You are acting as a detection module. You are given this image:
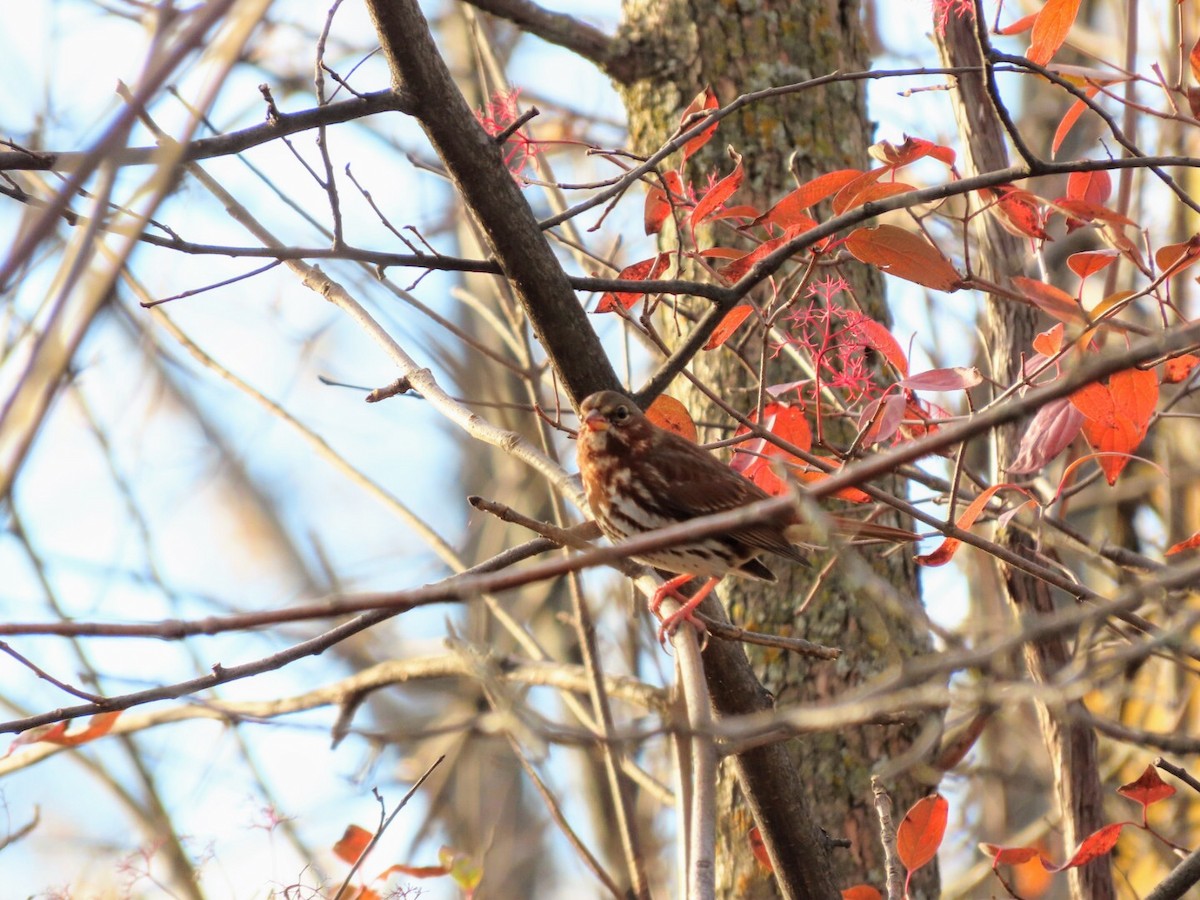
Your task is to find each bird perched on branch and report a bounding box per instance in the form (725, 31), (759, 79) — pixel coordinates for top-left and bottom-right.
(575, 390), (915, 643)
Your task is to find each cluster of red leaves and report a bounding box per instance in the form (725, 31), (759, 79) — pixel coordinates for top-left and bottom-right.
(983, 764), (1179, 896)
(333, 824), (481, 900)
(475, 88), (539, 180)
(823, 764), (1180, 900)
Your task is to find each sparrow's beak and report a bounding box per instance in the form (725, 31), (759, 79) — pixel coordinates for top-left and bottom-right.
(583, 409), (609, 432)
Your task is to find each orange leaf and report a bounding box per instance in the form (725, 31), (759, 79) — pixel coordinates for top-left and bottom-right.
(1069, 369), (1157, 484)
(1067, 249), (1118, 279)
(1013, 276), (1087, 326)
(645, 395), (698, 442)
(997, 11), (1039, 34)
(983, 185), (1050, 239)
(753, 169), (863, 231)
(1032, 323), (1064, 357)
(1117, 763), (1176, 811)
(717, 226), (802, 284)
(690, 149), (744, 234)
(380, 863), (451, 879)
(835, 181), (915, 213)
(1110, 367), (1158, 432)
(855, 317), (909, 377)
(1046, 822), (1124, 872)
(1052, 89), (1099, 156)
(1163, 353), (1200, 383)
(869, 135), (955, 168)
(704, 305), (755, 350)
(793, 463), (871, 502)
(748, 826), (773, 871)
(841, 887), (883, 900)
(831, 168), (887, 214)
(1028, 0), (1082, 66)
(917, 484), (1036, 566)
(1167, 531), (1200, 555)
(644, 170), (683, 236)
(333, 824), (373, 864)
(7, 711), (122, 756)
(1155, 234), (1200, 277)
(844, 225), (962, 292)
(982, 844), (1044, 866)
(896, 794), (948, 873)
(1190, 35), (1200, 84)
(680, 86), (719, 161)
(1066, 170), (1112, 205)
(594, 253), (670, 312)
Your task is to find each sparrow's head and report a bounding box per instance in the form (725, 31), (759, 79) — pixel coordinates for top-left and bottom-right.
(578, 391), (652, 451)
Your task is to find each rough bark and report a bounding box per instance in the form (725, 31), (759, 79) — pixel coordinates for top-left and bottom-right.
(936, 9), (1115, 899)
(616, 2), (936, 896)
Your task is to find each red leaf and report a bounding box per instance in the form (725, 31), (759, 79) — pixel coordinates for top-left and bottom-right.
(1110, 366), (1158, 431)
(1066, 170), (1112, 205)
(1028, 0), (1082, 66)
(1069, 369), (1157, 484)
(717, 226), (801, 284)
(748, 826), (773, 871)
(1050, 197), (1136, 228)
(690, 149), (744, 233)
(1117, 764), (1176, 811)
(1032, 323), (1064, 357)
(793, 461), (871, 502)
(869, 135), (956, 168)
(645, 395), (697, 442)
(1013, 276), (1087, 325)
(997, 11), (1039, 34)
(982, 844), (1044, 866)
(1052, 88), (1100, 156)
(982, 185), (1050, 239)
(1163, 353), (1200, 383)
(753, 169), (863, 231)
(841, 887), (883, 900)
(731, 403), (813, 495)
(896, 794), (948, 873)
(1007, 397), (1085, 473)
(1167, 531), (1200, 555)
(857, 393), (907, 446)
(831, 168), (887, 214)
(680, 86), (719, 162)
(835, 181), (916, 213)
(333, 824), (373, 864)
(595, 253), (671, 312)
(844, 225), (962, 291)
(1190, 36), (1200, 83)
(704, 305), (755, 349)
(8, 711), (122, 756)
(1155, 234), (1200, 277)
(1047, 822), (1124, 872)
(898, 367), (982, 392)
(855, 317), (909, 376)
(1067, 249), (1118, 279)
(918, 484), (1036, 566)
(644, 170), (683, 235)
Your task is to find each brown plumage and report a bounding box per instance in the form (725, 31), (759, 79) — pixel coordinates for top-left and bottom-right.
(575, 390), (914, 641)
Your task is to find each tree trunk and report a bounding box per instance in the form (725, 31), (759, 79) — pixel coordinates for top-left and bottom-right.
(616, 2), (937, 895)
(936, 9), (1114, 899)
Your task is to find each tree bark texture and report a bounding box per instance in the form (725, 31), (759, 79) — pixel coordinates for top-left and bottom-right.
(616, 2), (937, 896)
(936, 9), (1115, 899)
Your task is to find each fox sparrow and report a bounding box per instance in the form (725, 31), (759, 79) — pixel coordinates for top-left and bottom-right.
(575, 390), (914, 642)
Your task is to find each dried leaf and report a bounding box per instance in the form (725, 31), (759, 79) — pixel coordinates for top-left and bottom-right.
(844, 225), (962, 291)
(898, 367), (982, 392)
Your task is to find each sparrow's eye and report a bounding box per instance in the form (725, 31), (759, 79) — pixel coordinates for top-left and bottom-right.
(613, 405), (630, 421)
